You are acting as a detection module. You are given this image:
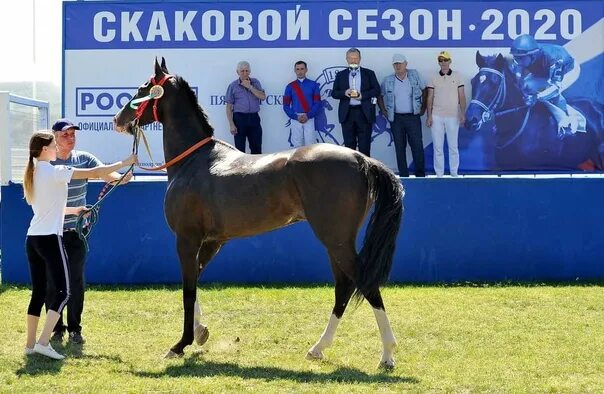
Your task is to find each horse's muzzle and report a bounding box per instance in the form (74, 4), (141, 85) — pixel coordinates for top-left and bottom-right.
(113, 117), (135, 135)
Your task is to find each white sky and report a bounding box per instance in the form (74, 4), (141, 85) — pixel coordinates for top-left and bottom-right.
(0, 0), (63, 83)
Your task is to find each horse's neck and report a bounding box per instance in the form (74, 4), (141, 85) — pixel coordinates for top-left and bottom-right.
(162, 116), (209, 164)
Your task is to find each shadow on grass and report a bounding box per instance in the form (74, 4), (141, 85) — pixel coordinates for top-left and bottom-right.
(59, 344), (125, 362)
(15, 346), (124, 376)
(130, 355), (418, 384)
(16, 355), (65, 376)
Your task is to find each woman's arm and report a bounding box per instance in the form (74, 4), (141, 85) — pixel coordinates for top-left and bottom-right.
(71, 154), (137, 180)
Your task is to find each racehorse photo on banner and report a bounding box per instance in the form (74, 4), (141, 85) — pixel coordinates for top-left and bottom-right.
(464, 34), (604, 171)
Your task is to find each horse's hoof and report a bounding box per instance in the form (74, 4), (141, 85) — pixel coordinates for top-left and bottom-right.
(164, 350), (183, 359)
(194, 325), (209, 346)
(378, 359), (395, 370)
(305, 349), (324, 360)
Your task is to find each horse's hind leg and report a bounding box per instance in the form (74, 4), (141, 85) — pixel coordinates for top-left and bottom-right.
(364, 289), (397, 369)
(307, 250), (356, 361)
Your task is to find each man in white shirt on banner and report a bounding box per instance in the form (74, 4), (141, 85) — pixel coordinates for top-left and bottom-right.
(426, 51), (467, 177)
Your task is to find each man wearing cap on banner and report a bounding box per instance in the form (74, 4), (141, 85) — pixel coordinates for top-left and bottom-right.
(380, 53), (427, 177)
(45, 118), (132, 345)
(282, 61), (321, 147)
(331, 48), (380, 157)
(426, 51), (466, 177)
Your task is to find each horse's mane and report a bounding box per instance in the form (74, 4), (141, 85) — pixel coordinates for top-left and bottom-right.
(175, 75), (215, 136)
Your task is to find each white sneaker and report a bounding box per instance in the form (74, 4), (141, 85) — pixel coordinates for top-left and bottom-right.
(33, 342), (65, 360)
(24, 347), (35, 356)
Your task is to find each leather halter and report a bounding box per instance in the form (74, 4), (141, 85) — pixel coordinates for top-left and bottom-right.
(131, 74), (173, 122)
(128, 74), (214, 171)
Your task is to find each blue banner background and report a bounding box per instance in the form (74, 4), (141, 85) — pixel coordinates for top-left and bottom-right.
(64, 1), (602, 49)
(62, 1), (603, 173)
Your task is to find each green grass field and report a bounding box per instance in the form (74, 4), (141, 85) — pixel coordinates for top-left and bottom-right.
(1, 284), (602, 393)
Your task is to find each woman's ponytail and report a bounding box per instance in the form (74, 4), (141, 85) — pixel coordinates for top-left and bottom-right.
(23, 155), (35, 205)
(22, 131), (55, 205)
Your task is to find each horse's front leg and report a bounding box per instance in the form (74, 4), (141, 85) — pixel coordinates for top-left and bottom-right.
(193, 300), (209, 346)
(193, 241), (223, 347)
(165, 235), (200, 358)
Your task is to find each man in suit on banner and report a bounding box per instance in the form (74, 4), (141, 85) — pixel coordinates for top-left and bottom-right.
(331, 48), (381, 157)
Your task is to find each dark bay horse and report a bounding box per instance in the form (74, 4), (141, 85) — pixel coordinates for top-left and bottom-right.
(114, 59), (404, 368)
(466, 52), (604, 171)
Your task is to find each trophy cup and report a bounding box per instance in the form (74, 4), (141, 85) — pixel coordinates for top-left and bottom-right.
(349, 64), (360, 98)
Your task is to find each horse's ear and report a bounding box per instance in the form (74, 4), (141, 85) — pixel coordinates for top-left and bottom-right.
(495, 53), (505, 69)
(160, 57), (169, 73)
(154, 57), (165, 77)
(476, 51), (485, 68)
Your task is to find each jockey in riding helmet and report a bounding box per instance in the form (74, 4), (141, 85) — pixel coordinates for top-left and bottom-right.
(510, 34), (576, 136)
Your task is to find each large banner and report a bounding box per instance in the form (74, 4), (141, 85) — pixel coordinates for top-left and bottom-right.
(63, 1), (604, 173)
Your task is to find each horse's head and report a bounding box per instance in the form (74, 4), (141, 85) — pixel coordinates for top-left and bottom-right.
(465, 52), (507, 131)
(114, 57), (174, 135)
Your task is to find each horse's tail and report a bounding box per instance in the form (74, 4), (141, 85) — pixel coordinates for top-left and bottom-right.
(353, 157), (404, 302)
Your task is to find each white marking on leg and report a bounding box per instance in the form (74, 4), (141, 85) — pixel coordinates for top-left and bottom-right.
(373, 307), (397, 369)
(193, 299), (209, 346)
(307, 314), (340, 360)
(194, 300), (202, 328)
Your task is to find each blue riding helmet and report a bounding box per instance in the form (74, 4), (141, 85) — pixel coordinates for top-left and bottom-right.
(510, 35), (540, 57)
